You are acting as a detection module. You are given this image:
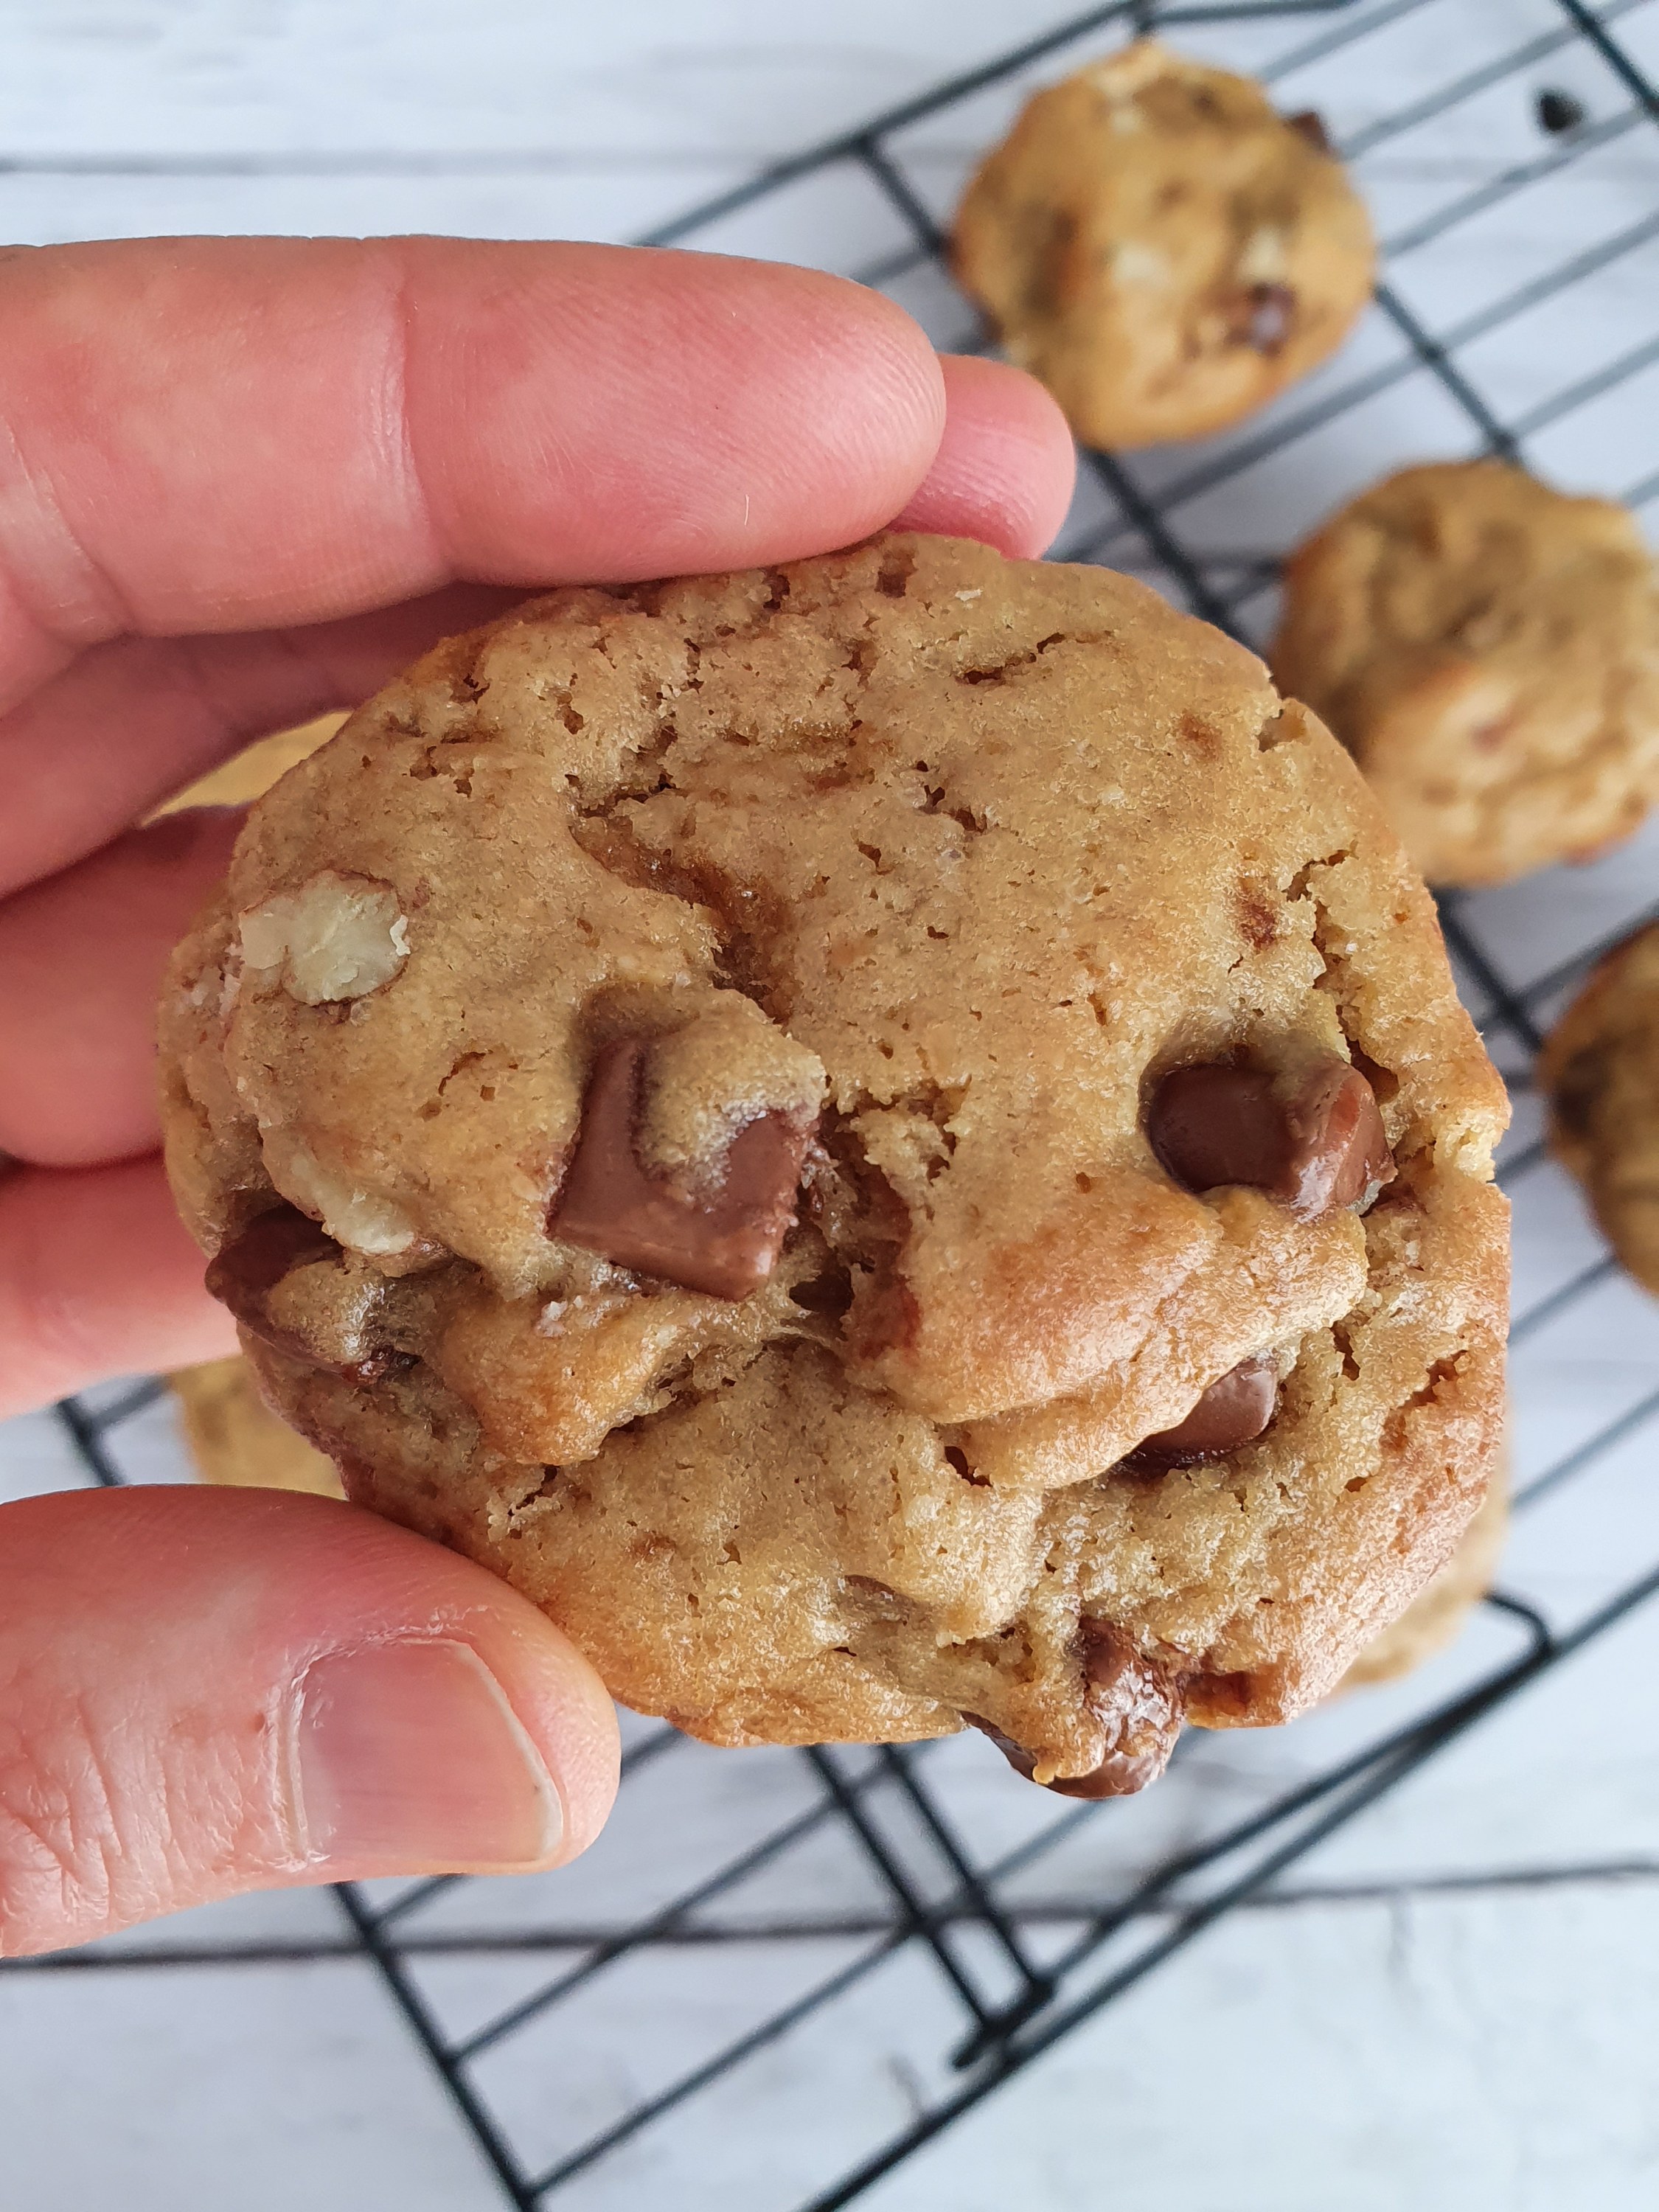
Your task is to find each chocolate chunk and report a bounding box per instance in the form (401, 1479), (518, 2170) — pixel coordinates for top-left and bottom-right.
(1228, 281), (1295, 355)
(967, 1624), (1186, 1799)
(1284, 108), (1334, 155)
(205, 1203), (403, 1382)
(552, 1037), (813, 1301)
(206, 1203), (339, 1323)
(1130, 1355), (1277, 1468)
(1148, 1054), (1394, 1219)
(1284, 1058), (1396, 1212)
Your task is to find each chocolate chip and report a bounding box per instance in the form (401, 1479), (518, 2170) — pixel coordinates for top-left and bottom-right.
(1130, 1355), (1277, 1468)
(1148, 1054), (1394, 1220)
(1230, 281), (1296, 355)
(552, 1037), (813, 1301)
(967, 1624), (1186, 1799)
(206, 1203), (339, 1321)
(205, 1203), (404, 1382)
(1284, 108), (1333, 155)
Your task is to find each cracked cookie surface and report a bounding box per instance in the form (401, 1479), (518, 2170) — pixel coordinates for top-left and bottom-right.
(159, 532), (1508, 1788)
(950, 40), (1375, 450)
(1271, 460), (1659, 888)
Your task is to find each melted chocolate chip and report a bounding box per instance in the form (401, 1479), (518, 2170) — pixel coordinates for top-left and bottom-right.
(205, 1203), (403, 1382)
(1284, 108), (1334, 155)
(1230, 281), (1296, 355)
(968, 1624), (1186, 1799)
(552, 1037), (813, 1301)
(206, 1204), (338, 1324)
(1148, 1055), (1394, 1220)
(1130, 1355), (1278, 1468)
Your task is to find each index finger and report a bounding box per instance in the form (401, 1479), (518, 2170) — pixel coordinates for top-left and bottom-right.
(0, 237), (950, 711)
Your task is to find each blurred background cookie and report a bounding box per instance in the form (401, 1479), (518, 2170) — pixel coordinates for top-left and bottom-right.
(168, 1356), (345, 1498)
(1539, 921), (1659, 1293)
(151, 712), (344, 815)
(1271, 461), (1659, 887)
(952, 40), (1374, 449)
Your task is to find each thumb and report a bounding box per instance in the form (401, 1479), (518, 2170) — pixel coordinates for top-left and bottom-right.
(0, 1485), (619, 1956)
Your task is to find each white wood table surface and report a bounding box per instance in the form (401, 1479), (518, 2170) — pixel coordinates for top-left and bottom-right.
(2, 4), (1659, 2208)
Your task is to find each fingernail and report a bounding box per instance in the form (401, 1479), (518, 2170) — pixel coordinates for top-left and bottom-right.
(290, 1639), (563, 1872)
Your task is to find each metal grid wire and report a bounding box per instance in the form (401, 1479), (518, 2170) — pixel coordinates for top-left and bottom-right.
(13, 1), (1659, 2204)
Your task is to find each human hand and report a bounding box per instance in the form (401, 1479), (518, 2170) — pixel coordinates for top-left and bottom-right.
(0, 237), (1074, 1953)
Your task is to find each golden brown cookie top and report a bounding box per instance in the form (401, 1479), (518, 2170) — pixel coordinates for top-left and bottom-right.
(160, 533), (1509, 1781)
(1272, 460), (1659, 888)
(164, 534), (1500, 1430)
(952, 39), (1375, 449)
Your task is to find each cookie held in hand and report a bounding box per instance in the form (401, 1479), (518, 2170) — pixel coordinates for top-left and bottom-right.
(952, 39), (1374, 449)
(1338, 1467), (1507, 1691)
(160, 532), (1508, 1794)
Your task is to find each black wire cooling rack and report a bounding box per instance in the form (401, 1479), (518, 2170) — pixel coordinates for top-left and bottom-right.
(13, 2), (1659, 2205)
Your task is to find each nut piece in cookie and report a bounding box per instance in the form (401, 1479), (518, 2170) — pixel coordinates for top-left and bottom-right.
(158, 531), (1508, 1787)
(1271, 459), (1659, 888)
(239, 870), (409, 1004)
(1539, 920), (1659, 1293)
(951, 39), (1374, 448)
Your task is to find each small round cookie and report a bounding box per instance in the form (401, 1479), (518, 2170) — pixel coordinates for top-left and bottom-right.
(1339, 1465), (1507, 1690)
(169, 1356), (345, 1498)
(952, 40), (1374, 449)
(1539, 921), (1659, 1290)
(159, 532), (1508, 1795)
(1271, 461), (1659, 888)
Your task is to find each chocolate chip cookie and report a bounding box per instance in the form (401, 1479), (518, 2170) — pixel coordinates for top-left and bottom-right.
(1271, 461), (1659, 887)
(1539, 921), (1659, 1292)
(159, 532), (1508, 1793)
(951, 40), (1374, 450)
